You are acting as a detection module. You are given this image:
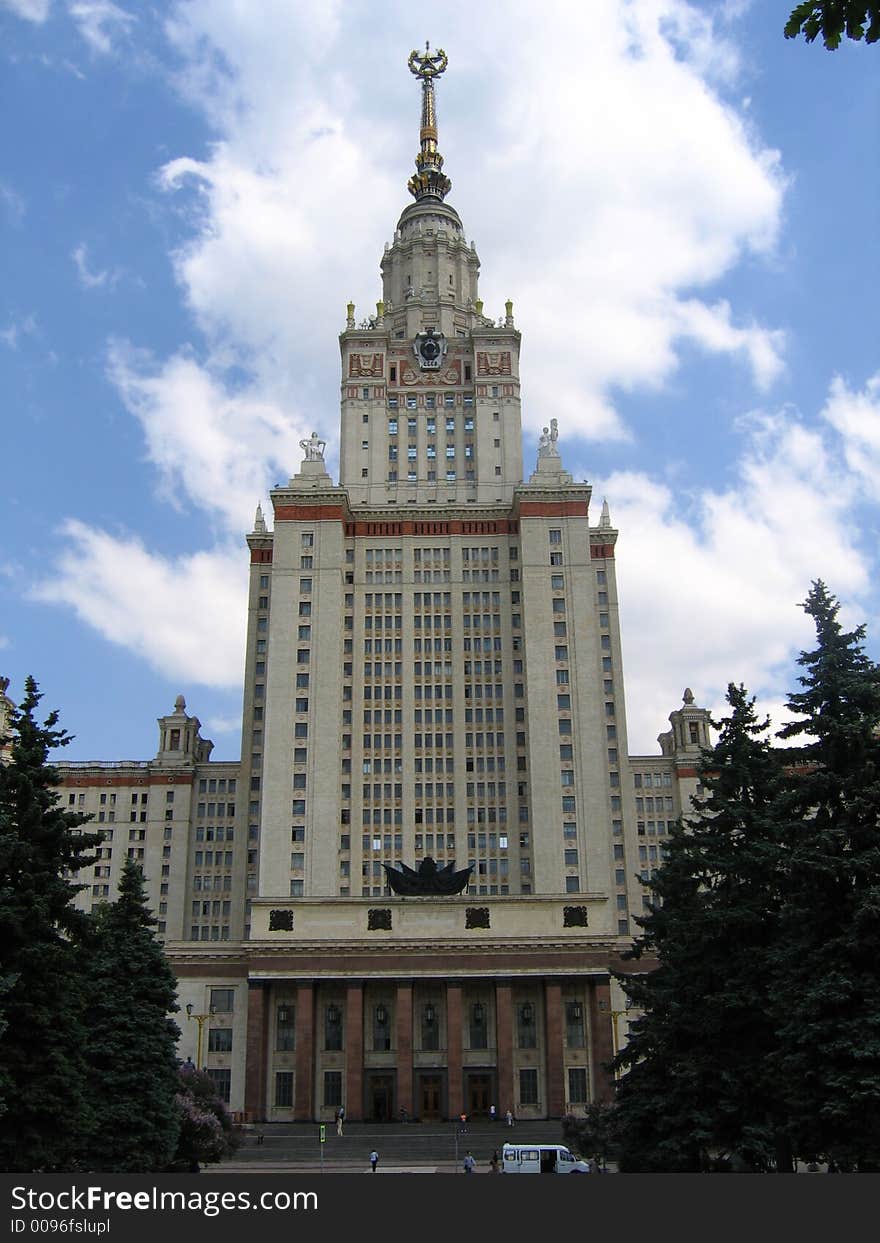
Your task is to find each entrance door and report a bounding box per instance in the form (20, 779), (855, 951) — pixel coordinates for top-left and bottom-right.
(468, 1074), (491, 1116)
(369, 1075), (394, 1122)
(420, 1074), (442, 1120)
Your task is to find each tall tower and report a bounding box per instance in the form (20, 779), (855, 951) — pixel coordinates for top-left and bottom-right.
(338, 45), (522, 508)
(128, 46), (700, 1126)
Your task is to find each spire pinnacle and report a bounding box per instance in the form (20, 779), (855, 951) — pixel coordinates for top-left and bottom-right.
(407, 43), (452, 202)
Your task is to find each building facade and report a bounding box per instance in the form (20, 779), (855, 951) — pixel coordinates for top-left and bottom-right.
(38, 49), (712, 1123)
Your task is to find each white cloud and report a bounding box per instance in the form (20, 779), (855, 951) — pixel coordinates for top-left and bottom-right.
(72, 242), (120, 289)
(0, 182), (26, 225)
(820, 372), (880, 500)
(0, 635), (10, 650)
(1, 0), (50, 21)
(608, 407), (868, 752)
(0, 313), (38, 349)
(31, 521), (248, 687)
(68, 0), (135, 55)
(205, 713), (242, 736)
(145, 0), (786, 451)
(106, 341), (306, 534)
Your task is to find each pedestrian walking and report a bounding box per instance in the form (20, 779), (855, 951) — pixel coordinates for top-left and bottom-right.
(463, 1151), (476, 1174)
(489, 1150), (500, 1174)
(336, 1105), (345, 1136)
(370, 1149), (379, 1173)
(489, 1103), (497, 1122)
(505, 1108), (514, 1127)
(459, 1111), (468, 1134)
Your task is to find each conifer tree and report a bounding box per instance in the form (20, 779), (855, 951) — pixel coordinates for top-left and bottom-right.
(613, 684), (786, 1171)
(770, 582), (880, 1170)
(0, 677), (102, 1171)
(82, 858), (181, 1172)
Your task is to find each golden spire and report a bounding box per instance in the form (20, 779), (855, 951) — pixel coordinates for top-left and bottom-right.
(407, 42), (452, 202)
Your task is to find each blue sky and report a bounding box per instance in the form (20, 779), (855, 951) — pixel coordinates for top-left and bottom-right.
(2, 0), (879, 761)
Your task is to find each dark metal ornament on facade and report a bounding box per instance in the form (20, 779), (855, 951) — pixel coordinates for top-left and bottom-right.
(382, 856), (474, 895)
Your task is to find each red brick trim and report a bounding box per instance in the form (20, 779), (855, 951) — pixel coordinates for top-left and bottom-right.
(345, 518), (517, 537)
(272, 505), (347, 523)
(589, 978), (615, 1105)
(250, 548), (273, 564)
(590, 544), (616, 559)
(518, 501), (589, 518)
(58, 772), (195, 787)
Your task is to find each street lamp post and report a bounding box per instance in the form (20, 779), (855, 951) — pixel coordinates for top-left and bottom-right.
(186, 1002), (215, 1067)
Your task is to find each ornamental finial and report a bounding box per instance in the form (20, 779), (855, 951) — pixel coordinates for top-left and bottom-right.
(407, 43), (452, 202)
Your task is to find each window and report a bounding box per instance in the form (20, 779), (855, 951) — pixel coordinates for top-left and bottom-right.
(210, 989), (235, 1013)
(469, 1001), (488, 1050)
(549, 529), (562, 544)
(206, 1068), (231, 1103)
(208, 1027), (233, 1053)
(324, 1071), (343, 1108)
(372, 1003), (391, 1051)
(275, 1072), (294, 1108)
(568, 1067), (588, 1104)
(517, 1001), (537, 1049)
(519, 1068), (538, 1105)
(421, 1002), (439, 1051)
(324, 1003), (343, 1051)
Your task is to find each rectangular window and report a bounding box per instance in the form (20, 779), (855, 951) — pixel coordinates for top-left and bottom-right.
(276, 1003), (296, 1051)
(323, 1071), (343, 1108)
(208, 1027), (233, 1053)
(519, 1068), (538, 1105)
(206, 1068), (231, 1103)
(568, 1066), (588, 1104)
(275, 1071), (294, 1108)
(210, 989), (235, 1013)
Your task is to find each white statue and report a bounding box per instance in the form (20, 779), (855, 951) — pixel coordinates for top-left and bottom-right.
(300, 431), (326, 462)
(538, 418), (560, 458)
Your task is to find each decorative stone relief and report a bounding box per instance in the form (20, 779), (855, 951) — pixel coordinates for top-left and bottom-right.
(466, 907), (490, 929)
(268, 909), (294, 931)
(476, 350), (512, 376)
(348, 352), (385, 378)
(368, 908), (392, 931)
(563, 905), (588, 928)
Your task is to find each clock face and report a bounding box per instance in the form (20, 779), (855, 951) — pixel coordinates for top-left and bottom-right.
(414, 330), (446, 370)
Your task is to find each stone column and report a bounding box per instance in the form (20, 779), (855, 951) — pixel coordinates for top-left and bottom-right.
(345, 982), (364, 1121)
(396, 982), (414, 1119)
(589, 976), (615, 1104)
(294, 982), (315, 1121)
(244, 980), (269, 1121)
(446, 983), (463, 1120)
(544, 981), (566, 1117)
(495, 982), (514, 1118)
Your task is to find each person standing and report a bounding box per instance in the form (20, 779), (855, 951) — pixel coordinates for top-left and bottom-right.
(336, 1105), (345, 1136)
(489, 1103), (497, 1123)
(505, 1108), (514, 1127)
(463, 1151), (476, 1174)
(370, 1149), (379, 1173)
(489, 1150), (500, 1174)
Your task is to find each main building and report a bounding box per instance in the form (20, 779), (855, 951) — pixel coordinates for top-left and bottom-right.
(41, 48), (711, 1124)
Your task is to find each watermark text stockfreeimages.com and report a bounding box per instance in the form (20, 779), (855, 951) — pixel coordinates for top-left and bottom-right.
(11, 1186), (317, 1219)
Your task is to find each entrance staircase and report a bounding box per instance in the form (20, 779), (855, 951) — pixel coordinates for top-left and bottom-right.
(213, 1118), (569, 1173)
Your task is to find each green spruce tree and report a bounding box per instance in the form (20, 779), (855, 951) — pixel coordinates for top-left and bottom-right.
(0, 677), (102, 1171)
(613, 684), (786, 1171)
(82, 858), (181, 1172)
(770, 582), (880, 1170)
